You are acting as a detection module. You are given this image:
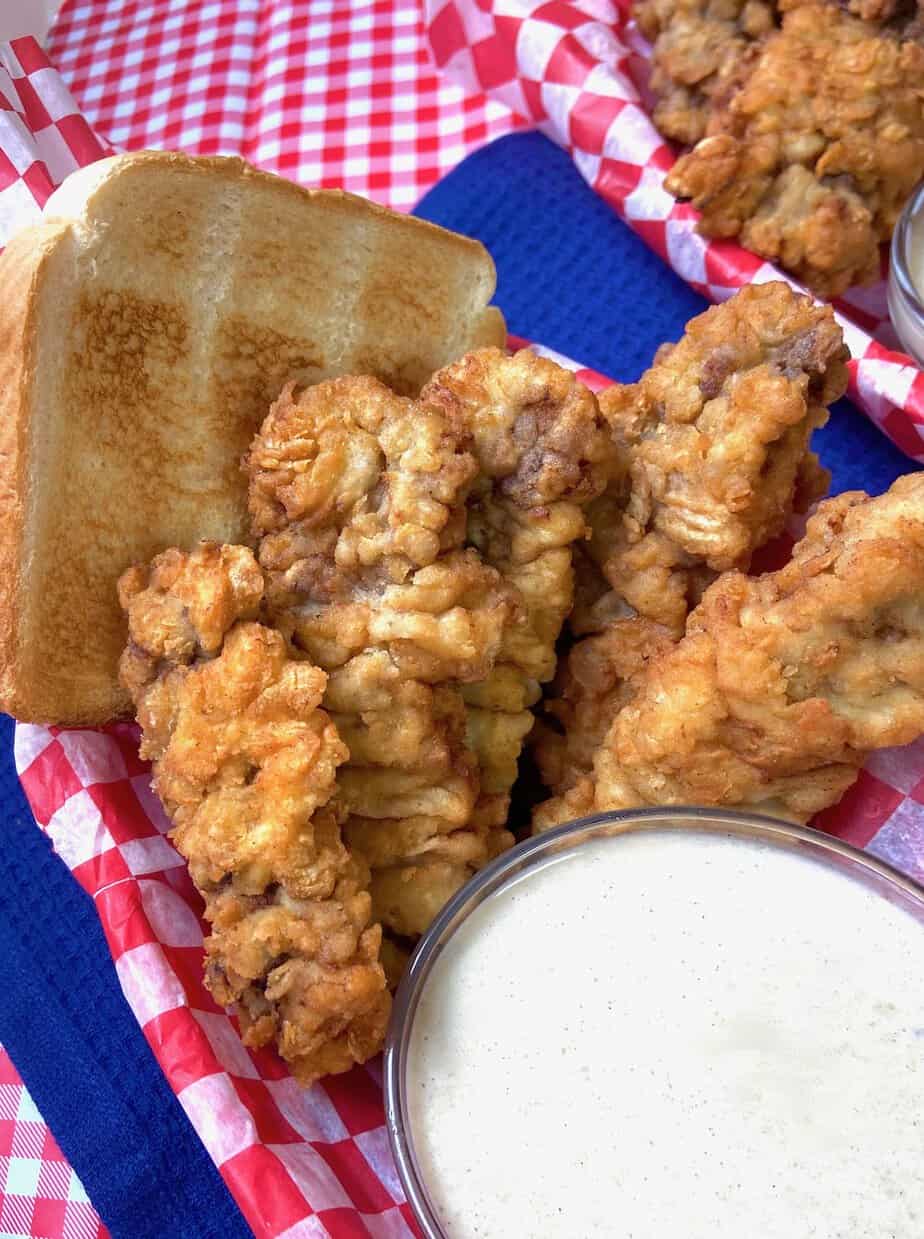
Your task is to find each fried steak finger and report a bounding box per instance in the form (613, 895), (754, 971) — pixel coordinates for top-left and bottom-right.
(538, 473), (924, 829)
(533, 284), (848, 802)
(247, 377), (514, 942)
(421, 347), (620, 827)
(119, 542), (389, 1084)
(662, 4), (924, 296)
(636, 0), (776, 146)
(247, 353), (618, 944)
(597, 282), (846, 579)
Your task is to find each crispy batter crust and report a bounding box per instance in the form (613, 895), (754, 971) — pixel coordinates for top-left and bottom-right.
(533, 284), (847, 800)
(247, 375), (512, 939)
(421, 348), (619, 825)
(246, 352), (616, 941)
(661, 3), (924, 295)
(597, 283), (845, 577)
(119, 542), (389, 1084)
(538, 474), (924, 829)
(636, 0), (775, 145)
(532, 618), (675, 795)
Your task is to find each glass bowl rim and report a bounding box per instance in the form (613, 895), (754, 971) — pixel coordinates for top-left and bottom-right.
(383, 806), (924, 1239)
(890, 178), (924, 320)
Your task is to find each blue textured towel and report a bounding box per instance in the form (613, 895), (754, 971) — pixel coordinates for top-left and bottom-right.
(0, 129), (915, 1239)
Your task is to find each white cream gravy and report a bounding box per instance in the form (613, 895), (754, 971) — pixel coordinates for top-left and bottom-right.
(406, 829), (924, 1238)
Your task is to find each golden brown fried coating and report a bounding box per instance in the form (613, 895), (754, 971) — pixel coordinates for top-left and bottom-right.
(246, 354), (617, 939)
(247, 377), (515, 940)
(420, 347), (620, 825)
(636, 0), (776, 145)
(423, 349), (619, 666)
(249, 375), (477, 603)
(533, 285), (847, 801)
(532, 618), (676, 796)
(596, 284), (846, 584)
(537, 473), (924, 829)
(119, 542), (264, 703)
(119, 542), (389, 1084)
(664, 4), (924, 296)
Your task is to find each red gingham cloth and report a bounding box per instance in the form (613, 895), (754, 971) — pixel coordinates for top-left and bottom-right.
(423, 0), (924, 462)
(0, 1046), (108, 1239)
(47, 0), (522, 212)
(2, 15), (924, 1239)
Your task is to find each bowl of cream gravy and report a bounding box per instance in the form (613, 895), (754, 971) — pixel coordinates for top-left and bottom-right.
(385, 810), (924, 1239)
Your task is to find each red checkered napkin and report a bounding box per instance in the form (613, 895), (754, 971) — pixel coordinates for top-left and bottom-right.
(0, 1046), (108, 1239)
(424, 0), (924, 462)
(4, 22), (924, 1239)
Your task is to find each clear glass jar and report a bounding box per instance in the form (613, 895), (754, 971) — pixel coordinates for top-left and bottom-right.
(888, 180), (924, 368)
(384, 808), (924, 1239)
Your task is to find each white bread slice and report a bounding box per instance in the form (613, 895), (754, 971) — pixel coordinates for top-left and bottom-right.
(0, 151), (506, 724)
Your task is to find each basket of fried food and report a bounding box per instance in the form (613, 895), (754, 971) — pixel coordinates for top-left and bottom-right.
(109, 282), (924, 1084)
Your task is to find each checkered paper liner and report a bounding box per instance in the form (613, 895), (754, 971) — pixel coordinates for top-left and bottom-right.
(3, 24), (924, 1239)
(424, 0), (924, 462)
(0, 1045), (108, 1239)
(0, 39), (108, 234)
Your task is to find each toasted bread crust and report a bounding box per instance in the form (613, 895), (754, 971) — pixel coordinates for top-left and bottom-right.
(0, 152), (506, 724)
(45, 150), (495, 266)
(0, 221), (68, 720)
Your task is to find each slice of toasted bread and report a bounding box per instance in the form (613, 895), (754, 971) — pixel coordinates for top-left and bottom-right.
(0, 151), (506, 724)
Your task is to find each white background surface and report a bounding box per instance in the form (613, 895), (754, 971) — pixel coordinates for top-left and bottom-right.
(0, 0), (61, 42)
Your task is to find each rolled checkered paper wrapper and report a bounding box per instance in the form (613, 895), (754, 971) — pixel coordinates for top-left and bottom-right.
(424, 0), (924, 462)
(4, 30), (924, 1239)
(0, 40), (107, 237)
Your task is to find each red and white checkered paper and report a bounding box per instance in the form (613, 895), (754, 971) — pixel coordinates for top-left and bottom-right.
(3, 15), (924, 1239)
(0, 1045), (108, 1239)
(424, 0), (924, 461)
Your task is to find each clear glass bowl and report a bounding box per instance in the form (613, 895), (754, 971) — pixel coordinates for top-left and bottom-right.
(384, 807), (924, 1239)
(888, 179), (924, 368)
